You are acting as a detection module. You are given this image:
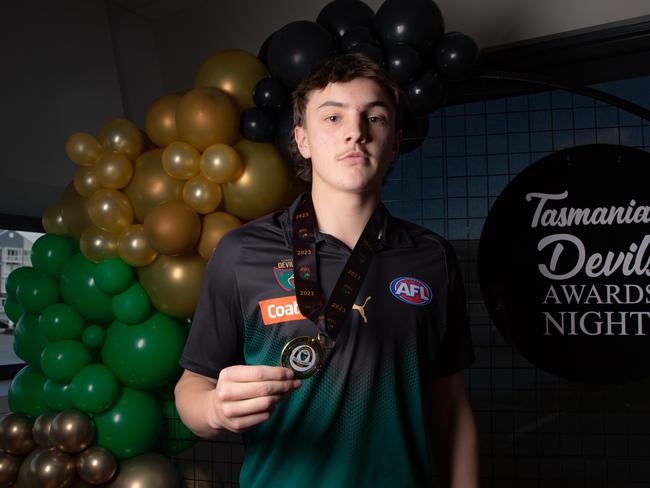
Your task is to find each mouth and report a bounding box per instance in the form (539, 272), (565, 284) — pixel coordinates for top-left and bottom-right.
(338, 151), (369, 164)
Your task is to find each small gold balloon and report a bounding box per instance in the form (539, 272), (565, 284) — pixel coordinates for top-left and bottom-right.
(42, 202), (69, 236)
(65, 133), (102, 166)
(15, 447), (44, 487)
(138, 253), (206, 318)
(143, 201), (201, 255)
(144, 93), (182, 147)
(80, 226), (119, 263)
(73, 166), (100, 198)
(24, 447), (75, 488)
(0, 413), (35, 455)
(0, 450), (22, 487)
(49, 411), (95, 454)
(88, 189), (134, 234)
(222, 140), (293, 220)
(198, 212), (241, 260)
(161, 141), (200, 180)
(99, 118), (143, 160)
(200, 143), (243, 183)
(32, 413), (55, 447)
(117, 224), (159, 267)
(75, 446), (116, 485)
(106, 452), (181, 488)
(95, 152), (134, 190)
(196, 49), (270, 111)
(176, 87), (239, 151)
(124, 149), (184, 222)
(182, 175), (222, 214)
(62, 182), (93, 239)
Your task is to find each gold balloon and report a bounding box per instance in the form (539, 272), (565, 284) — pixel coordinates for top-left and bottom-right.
(124, 149), (184, 222)
(0, 450), (22, 487)
(161, 141), (200, 180)
(75, 446), (116, 485)
(143, 201), (201, 255)
(88, 189), (134, 234)
(198, 211), (241, 260)
(117, 224), (159, 267)
(49, 411), (95, 454)
(144, 93), (182, 147)
(222, 140), (293, 220)
(138, 253), (206, 318)
(176, 87), (239, 151)
(62, 182), (93, 239)
(95, 152), (134, 190)
(182, 175), (222, 214)
(65, 132), (102, 166)
(99, 118), (143, 160)
(15, 447), (44, 487)
(80, 226), (119, 263)
(196, 49), (269, 111)
(32, 413), (55, 447)
(200, 143), (243, 183)
(42, 202), (69, 236)
(73, 166), (100, 198)
(106, 452), (181, 488)
(23, 447), (75, 488)
(0, 413), (35, 455)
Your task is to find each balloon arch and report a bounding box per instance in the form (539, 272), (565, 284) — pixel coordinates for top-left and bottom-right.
(0, 0), (480, 485)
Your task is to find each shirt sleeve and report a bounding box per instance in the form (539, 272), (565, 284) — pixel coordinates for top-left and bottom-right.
(179, 230), (245, 379)
(431, 240), (475, 378)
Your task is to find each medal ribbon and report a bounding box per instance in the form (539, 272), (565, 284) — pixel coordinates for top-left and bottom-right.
(292, 194), (382, 342)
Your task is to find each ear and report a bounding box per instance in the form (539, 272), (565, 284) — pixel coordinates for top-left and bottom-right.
(294, 125), (311, 159)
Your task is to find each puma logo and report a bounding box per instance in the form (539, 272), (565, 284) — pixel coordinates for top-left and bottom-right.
(352, 296), (372, 324)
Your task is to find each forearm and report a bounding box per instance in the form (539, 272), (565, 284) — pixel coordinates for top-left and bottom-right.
(175, 370), (225, 439)
(446, 398), (479, 487)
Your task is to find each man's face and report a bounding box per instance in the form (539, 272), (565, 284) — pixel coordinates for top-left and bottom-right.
(294, 78), (400, 196)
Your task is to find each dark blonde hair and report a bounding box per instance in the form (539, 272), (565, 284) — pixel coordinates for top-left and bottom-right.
(290, 53), (404, 182)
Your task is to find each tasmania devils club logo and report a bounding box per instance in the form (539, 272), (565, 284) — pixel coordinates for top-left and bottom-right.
(274, 259), (295, 291)
(390, 277), (432, 306)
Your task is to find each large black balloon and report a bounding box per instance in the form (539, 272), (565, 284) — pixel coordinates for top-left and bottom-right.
(434, 32), (480, 81)
(267, 21), (338, 89)
(253, 78), (289, 112)
(316, 0), (375, 38)
(340, 25), (377, 52)
(240, 108), (276, 143)
(258, 32), (275, 65)
(399, 112), (430, 154)
(404, 70), (445, 115)
(374, 0), (444, 56)
(385, 44), (423, 84)
(345, 42), (383, 65)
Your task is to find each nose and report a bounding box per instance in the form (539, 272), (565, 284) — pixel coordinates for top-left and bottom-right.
(344, 114), (368, 144)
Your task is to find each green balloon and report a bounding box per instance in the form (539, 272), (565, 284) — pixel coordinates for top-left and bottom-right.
(40, 340), (91, 383)
(8, 366), (48, 417)
(5, 267), (38, 301)
(94, 387), (161, 459)
(59, 254), (114, 325)
(39, 303), (85, 341)
(14, 313), (49, 371)
(16, 271), (59, 314)
(157, 397), (197, 455)
(31, 234), (76, 279)
(3, 297), (24, 323)
(69, 364), (119, 414)
(81, 324), (106, 349)
(112, 282), (152, 325)
(94, 258), (134, 295)
(102, 313), (185, 389)
(42, 378), (74, 411)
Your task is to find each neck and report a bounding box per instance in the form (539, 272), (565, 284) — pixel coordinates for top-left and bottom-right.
(310, 186), (380, 249)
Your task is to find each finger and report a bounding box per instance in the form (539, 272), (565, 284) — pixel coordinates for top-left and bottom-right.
(224, 412), (274, 433)
(218, 379), (302, 402)
(220, 365), (295, 382)
(221, 395), (284, 419)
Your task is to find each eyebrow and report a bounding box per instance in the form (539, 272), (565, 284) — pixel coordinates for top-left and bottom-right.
(316, 100), (390, 110)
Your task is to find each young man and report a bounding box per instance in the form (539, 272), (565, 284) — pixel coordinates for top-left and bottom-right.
(175, 54), (478, 487)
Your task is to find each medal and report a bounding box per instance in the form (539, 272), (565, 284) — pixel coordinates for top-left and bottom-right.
(280, 336), (323, 379)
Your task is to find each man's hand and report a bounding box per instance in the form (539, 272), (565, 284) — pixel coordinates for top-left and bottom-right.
(208, 365), (302, 433)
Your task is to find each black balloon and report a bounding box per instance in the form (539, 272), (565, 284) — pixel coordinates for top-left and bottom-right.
(274, 107), (296, 166)
(374, 0), (444, 56)
(253, 78), (289, 111)
(385, 44), (423, 84)
(317, 0), (375, 38)
(345, 42), (383, 65)
(258, 32), (275, 65)
(267, 21), (338, 89)
(404, 70), (445, 115)
(340, 25), (377, 52)
(434, 32), (480, 81)
(240, 108), (276, 142)
(398, 112), (430, 154)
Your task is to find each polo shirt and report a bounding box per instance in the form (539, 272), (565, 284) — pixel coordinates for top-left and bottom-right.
(180, 194), (474, 487)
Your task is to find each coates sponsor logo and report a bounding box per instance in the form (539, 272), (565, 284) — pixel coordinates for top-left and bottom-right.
(390, 277), (432, 306)
(259, 295), (305, 325)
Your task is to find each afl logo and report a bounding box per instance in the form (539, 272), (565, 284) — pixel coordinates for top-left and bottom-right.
(390, 277), (432, 306)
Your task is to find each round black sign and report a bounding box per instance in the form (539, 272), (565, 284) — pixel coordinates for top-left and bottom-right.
(479, 144), (650, 384)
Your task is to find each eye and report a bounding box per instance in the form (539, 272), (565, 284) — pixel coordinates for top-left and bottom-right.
(368, 115), (387, 125)
(326, 115), (339, 122)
